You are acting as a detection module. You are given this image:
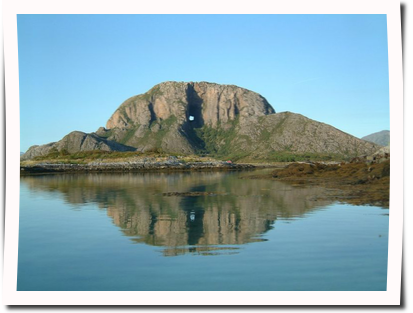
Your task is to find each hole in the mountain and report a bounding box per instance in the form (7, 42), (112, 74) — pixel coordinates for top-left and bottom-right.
(189, 115), (195, 122)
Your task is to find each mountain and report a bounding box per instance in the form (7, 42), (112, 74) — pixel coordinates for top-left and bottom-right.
(21, 81), (380, 161)
(362, 130), (390, 146)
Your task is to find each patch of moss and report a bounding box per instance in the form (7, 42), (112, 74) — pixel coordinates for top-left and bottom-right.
(119, 127), (138, 145)
(127, 116), (178, 148)
(194, 117), (240, 157)
(153, 116), (176, 145)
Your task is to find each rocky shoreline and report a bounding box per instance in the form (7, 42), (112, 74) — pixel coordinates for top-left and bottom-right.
(243, 158), (390, 207)
(20, 160), (256, 175)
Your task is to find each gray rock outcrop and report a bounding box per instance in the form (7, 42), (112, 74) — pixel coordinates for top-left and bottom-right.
(21, 131), (135, 160)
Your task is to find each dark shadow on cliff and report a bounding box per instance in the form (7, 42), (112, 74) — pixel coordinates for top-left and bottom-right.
(185, 84), (204, 129)
(179, 84), (207, 152)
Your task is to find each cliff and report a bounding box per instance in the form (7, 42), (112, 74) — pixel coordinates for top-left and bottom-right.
(97, 81), (274, 154)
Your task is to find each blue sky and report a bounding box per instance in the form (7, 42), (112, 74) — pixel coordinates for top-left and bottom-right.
(18, 14), (389, 152)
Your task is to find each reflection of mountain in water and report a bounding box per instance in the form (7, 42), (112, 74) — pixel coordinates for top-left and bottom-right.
(21, 171), (332, 256)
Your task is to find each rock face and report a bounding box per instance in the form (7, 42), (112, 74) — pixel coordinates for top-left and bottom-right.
(99, 81), (274, 154)
(21, 143), (57, 161)
(106, 81), (274, 129)
(22, 81), (381, 161)
(21, 131), (135, 160)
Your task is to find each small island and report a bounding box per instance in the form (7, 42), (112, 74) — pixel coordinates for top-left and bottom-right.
(20, 81), (389, 207)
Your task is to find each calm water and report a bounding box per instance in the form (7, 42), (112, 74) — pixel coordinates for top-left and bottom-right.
(18, 170), (389, 291)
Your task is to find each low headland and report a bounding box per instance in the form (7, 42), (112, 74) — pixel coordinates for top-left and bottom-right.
(20, 151), (262, 175)
(242, 148), (390, 207)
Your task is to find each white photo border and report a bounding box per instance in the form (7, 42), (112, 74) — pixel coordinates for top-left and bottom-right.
(2, 0), (403, 305)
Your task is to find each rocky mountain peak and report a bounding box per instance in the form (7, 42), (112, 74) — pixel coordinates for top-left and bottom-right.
(106, 81), (275, 130)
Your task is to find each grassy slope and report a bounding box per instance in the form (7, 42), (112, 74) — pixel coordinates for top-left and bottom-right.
(193, 117), (347, 162)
